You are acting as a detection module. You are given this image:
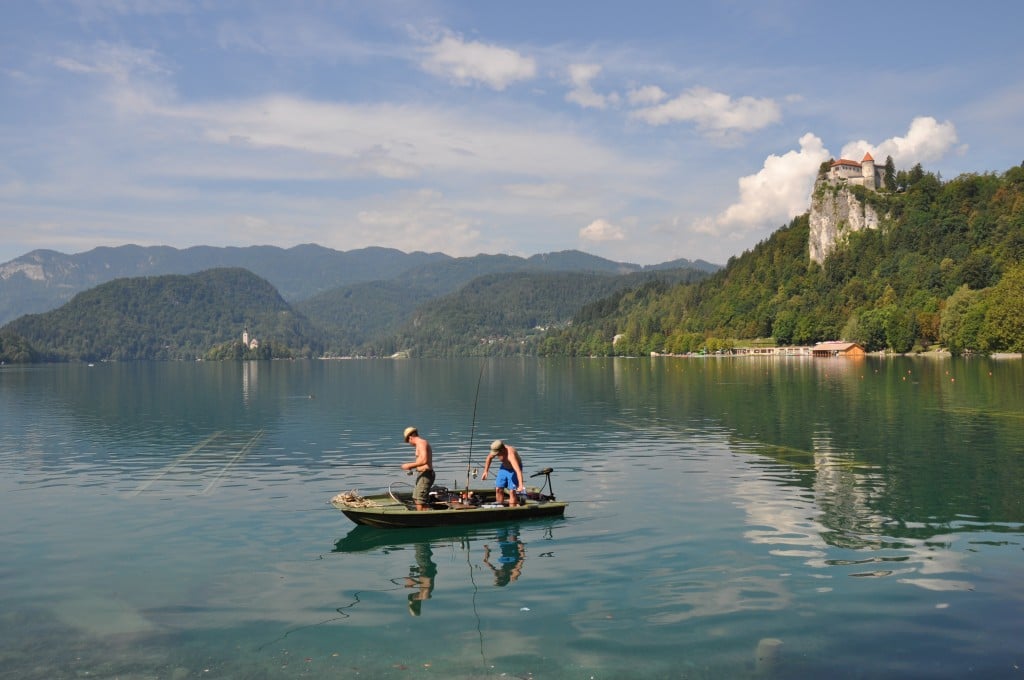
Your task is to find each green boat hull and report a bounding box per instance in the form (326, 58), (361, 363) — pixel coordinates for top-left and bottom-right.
(332, 490), (567, 529)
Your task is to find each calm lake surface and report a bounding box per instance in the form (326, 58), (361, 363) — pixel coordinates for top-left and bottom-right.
(2, 357), (1023, 679)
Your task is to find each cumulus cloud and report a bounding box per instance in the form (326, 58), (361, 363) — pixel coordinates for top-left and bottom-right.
(421, 33), (536, 90)
(700, 132), (830, 235)
(565, 63), (618, 109)
(580, 218), (625, 242)
(631, 86), (780, 136)
(839, 116), (962, 167)
(700, 117), (964, 239)
(628, 85), (667, 106)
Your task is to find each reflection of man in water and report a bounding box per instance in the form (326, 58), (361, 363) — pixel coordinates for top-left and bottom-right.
(482, 528), (525, 587)
(405, 543), (437, 616)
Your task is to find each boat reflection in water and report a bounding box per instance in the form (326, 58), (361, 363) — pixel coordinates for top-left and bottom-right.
(333, 521), (554, 617)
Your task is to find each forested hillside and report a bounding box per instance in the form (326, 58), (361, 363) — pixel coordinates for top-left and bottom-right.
(295, 250), (717, 355)
(371, 268), (709, 357)
(541, 164), (1024, 356)
(296, 280), (437, 354)
(3, 268), (324, 361)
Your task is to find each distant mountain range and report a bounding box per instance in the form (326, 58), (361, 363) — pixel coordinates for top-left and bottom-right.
(0, 244), (719, 361)
(0, 244), (718, 325)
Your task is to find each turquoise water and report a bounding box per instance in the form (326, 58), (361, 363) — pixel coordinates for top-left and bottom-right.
(2, 357), (1023, 678)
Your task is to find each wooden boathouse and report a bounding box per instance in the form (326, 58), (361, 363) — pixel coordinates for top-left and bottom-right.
(811, 341), (866, 358)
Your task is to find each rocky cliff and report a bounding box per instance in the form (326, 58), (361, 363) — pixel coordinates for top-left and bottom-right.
(808, 180), (884, 265)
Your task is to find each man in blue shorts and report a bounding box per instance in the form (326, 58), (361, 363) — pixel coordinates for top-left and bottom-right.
(481, 439), (525, 506)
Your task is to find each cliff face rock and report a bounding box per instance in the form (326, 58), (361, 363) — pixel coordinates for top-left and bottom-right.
(808, 180), (883, 265)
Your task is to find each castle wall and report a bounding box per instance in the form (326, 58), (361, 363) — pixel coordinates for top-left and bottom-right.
(829, 158), (885, 190)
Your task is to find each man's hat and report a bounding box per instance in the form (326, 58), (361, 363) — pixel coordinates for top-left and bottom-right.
(490, 439), (504, 451)
(404, 426), (418, 442)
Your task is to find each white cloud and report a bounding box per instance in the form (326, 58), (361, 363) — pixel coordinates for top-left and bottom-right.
(628, 85), (667, 106)
(701, 132), (830, 235)
(52, 42), (168, 82)
(840, 116), (962, 167)
(700, 117), (964, 240)
(421, 33), (536, 90)
(579, 218), (625, 242)
(631, 86), (780, 137)
(173, 94), (629, 181)
(51, 42), (171, 115)
(565, 63), (617, 110)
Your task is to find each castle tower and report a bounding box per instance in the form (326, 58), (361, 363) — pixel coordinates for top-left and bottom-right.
(243, 327), (250, 347)
(861, 152), (876, 189)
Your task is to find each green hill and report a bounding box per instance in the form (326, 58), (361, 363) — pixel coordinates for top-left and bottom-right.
(295, 250), (717, 354)
(295, 280), (437, 354)
(540, 163), (1024, 356)
(3, 268), (324, 361)
(373, 268), (709, 357)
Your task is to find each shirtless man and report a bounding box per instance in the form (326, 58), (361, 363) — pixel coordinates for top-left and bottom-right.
(481, 439), (525, 506)
(401, 426), (434, 511)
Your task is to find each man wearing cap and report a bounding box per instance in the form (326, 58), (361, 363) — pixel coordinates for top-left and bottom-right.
(481, 440), (525, 506)
(401, 427), (434, 511)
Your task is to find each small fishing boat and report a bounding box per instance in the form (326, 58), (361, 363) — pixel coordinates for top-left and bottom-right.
(332, 468), (567, 529)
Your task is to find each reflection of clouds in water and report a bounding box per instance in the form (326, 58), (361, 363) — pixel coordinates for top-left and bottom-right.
(737, 473), (828, 559)
(897, 578), (974, 592)
(733, 436), (974, 593)
(644, 572), (792, 625)
(904, 533), (969, 576)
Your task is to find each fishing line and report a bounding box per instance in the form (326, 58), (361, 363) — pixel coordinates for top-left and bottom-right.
(464, 361), (486, 491)
(255, 584), (404, 651)
(462, 535), (487, 665)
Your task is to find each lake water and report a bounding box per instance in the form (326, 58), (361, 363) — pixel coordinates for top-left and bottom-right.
(2, 357), (1023, 679)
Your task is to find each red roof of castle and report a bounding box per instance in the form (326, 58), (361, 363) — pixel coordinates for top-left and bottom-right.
(831, 159), (861, 168)
(862, 152), (874, 162)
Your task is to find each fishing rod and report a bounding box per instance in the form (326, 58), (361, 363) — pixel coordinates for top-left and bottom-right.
(464, 361), (486, 492)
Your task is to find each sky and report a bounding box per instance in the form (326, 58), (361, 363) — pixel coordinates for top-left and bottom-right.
(2, 1), (1023, 267)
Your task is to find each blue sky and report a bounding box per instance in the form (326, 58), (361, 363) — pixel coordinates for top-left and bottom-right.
(1, 1), (1022, 267)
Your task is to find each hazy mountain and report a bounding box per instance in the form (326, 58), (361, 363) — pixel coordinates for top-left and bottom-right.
(0, 244), (718, 325)
(0, 244), (449, 324)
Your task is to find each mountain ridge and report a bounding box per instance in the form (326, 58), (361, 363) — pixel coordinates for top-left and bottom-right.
(0, 244), (718, 325)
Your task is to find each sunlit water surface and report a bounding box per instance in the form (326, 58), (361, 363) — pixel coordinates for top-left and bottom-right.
(2, 357), (1023, 679)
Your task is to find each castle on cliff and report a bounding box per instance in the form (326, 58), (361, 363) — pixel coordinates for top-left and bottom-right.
(808, 154), (888, 265)
(827, 152), (885, 191)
